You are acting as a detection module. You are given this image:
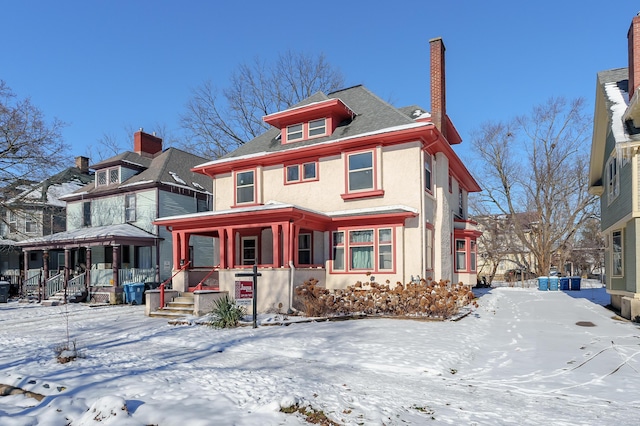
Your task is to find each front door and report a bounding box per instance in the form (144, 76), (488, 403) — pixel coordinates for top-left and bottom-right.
(241, 236), (258, 265)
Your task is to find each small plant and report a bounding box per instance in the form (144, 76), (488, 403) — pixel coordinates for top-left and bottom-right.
(633, 315), (640, 323)
(54, 340), (82, 364)
(280, 403), (340, 425)
(208, 294), (246, 329)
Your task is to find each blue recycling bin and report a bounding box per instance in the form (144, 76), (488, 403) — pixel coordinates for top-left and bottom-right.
(124, 283), (145, 305)
(569, 277), (581, 291)
(537, 276), (549, 291)
(559, 277), (570, 291)
(549, 276), (559, 291)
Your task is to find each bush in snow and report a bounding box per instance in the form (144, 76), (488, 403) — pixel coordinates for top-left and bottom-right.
(295, 277), (477, 319)
(207, 294), (246, 329)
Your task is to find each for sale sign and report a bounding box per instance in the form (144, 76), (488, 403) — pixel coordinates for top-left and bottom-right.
(235, 280), (253, 305)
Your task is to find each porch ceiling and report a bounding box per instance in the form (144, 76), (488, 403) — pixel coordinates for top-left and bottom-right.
(16, 223), (161, 250)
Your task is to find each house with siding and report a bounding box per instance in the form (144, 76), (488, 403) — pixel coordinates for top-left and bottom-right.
(0, 157), (93, 290)
(18, 131), (213, 303)
(154, 38), (481, 314)
(589, 13), (640, 319)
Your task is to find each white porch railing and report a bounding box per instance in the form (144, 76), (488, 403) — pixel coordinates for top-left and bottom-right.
(119, 268), (155, 284)
(67, 273), (86, 296)
(45, 273), (64, 299)
(23, 272), (40, 297)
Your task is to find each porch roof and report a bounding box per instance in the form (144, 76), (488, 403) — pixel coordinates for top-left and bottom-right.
(16, 223), (161, 250)
(154, 202), (418, 232)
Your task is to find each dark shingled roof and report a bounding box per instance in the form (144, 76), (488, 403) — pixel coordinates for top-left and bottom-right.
(220, 85), (422, 159)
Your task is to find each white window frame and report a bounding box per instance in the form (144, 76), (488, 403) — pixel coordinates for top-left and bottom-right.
(125, 194), (136, 222)
(286, 123), (304, 142)
(607, 157), (619, 204)
(426, 226), (434, 271)
(347, 151), (374, 192)
(308, 118), (327, 138)
(455, 239), (467, 272)
(332, 231), (345, 271)
(235, 170), (255, 205)
(96, 166), (120, 187)
(285, 162), (317, 184)
(298, 233), (312, 265)
(25, 214), (37, 234)
(424, 152), (433, 193)
(8, 210), (17, 232)
(241, 236), (258, 265)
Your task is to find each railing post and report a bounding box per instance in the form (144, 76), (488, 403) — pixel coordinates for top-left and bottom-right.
(159, 283), (165, 309)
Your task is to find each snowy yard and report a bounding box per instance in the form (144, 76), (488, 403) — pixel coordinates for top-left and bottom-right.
(1, 280), (640, 425)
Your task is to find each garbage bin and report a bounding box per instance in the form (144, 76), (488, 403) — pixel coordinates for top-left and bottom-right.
(537, 276), (549, 291)
(569, 277), (581, 291)
(559, 277), (570, 291)
(0, 280), (9, 303)
(548, 276), (559, 291)
(125, 283), (145, 305)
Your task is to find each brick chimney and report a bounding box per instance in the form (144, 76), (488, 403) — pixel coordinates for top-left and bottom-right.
(628, 14), (640, 100)
(430, 37), (447, 139)
(134, 129), (163, 158)
(75, 156), (89, 174)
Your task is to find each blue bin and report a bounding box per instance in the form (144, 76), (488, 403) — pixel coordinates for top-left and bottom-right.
(559, 277), (570, 291)
(537, 276), (549, 291)
(549, 276), (559, 291)
(569, 277), (581, 291)
(124, 283), (145, 305)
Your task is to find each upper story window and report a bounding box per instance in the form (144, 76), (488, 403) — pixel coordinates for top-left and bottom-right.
(82, 201), (91, 227)
(285, 161), (318, 184)
(96, 166), (120, 187)
(235, 170), (256, 205)
(607, 157), (619, 204)
(348, 151), (373, 191)
(286, 124), (304, 142)
(458, 188), (464, 217)
(424, 152), (433, 193)
(7, 210), (16, 232)
(25, 214), (37, 234)
(308, 119), (326, 137)
(612, 229), (623, 277)
(125, 194), (136, 222)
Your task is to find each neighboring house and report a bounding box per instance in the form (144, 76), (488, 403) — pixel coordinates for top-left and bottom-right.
(155, 38), (481, 313)
(18, 131), (214, 303)
(0, 157), (93, 289)
(589, 13), (640, 319)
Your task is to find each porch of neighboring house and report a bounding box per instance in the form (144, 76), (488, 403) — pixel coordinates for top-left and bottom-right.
(17, 224), (161, 304)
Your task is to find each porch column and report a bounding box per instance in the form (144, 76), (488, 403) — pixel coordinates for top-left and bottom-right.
(64, 249), (70, 286)
(86, 247), (92, 292)
(112, 245), (120, 287)
(218, 228), (227, 269)
(42, 250), (49, 301)
(181, 232), (190, 267)
(22, 250), (28, 296)
(282, 222), (291, 266)
(271, 224), (281, 267)
(172, 231), (181, 270)
(228, 228), (236, 268)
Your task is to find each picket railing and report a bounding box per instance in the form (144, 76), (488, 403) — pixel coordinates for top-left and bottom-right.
(67, 273), (86, 296)
(45, 273), (64, 299)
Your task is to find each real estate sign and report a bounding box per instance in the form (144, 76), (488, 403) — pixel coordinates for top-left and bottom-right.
(235, 280), (253, 305)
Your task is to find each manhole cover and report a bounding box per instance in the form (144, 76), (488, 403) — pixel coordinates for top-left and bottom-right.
(575, 321), (596, 327)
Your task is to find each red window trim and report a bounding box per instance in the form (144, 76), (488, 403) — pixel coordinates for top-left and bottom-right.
(284, 161), (319, 185)
(283, 118), (329, 144)
(343, 149), (381, 198)
(233, 168), (258, 207)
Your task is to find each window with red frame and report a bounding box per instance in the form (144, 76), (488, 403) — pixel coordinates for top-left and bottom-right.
(286, 162), (317, 183)
(236, 170), (255, 204)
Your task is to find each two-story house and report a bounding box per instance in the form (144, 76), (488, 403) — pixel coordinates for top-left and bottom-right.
(18, 131), (214, 303)
(0, 157), (93, 291)
(589, 13), (640, 320)
(155, 38), (481, 313)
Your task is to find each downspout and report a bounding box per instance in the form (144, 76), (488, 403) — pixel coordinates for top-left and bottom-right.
(288, 260), (295, 314)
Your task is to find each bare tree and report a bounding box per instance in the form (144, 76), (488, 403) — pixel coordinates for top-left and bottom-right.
(180, 51), (345, 159)
(0, 80), (69, 194)
(470, 97), (597, 276)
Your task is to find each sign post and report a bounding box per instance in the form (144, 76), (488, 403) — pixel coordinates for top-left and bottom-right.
(234, 264), (261, 328)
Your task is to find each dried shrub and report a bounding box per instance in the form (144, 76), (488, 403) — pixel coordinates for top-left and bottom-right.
(295, 278), (476, 319)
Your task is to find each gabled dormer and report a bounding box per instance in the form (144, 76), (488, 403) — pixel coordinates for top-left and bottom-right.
(263, 98), (355, 144)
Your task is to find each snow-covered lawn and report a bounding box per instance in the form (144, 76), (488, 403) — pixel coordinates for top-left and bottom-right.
(1, 280), (639, 425)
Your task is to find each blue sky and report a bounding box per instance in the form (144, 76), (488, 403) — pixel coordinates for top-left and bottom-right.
(2, 1), (639, 164)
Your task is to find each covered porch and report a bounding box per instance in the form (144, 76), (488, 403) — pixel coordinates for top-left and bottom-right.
(17, 223), (161, 304)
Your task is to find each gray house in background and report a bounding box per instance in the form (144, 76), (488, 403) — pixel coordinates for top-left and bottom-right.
(18, 131), (214, 303)
(0, 156), (93, 290)
(589, 14), (640, 319)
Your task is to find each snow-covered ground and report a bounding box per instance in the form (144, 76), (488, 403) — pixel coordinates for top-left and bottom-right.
(1, 280), (639, 425)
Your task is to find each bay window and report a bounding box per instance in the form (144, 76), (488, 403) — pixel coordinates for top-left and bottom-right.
(332, 227), (395, 272)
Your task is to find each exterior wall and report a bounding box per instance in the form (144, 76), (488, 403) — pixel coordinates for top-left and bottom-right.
(601, 134), (632, 230)
(434, 152), (452, 283)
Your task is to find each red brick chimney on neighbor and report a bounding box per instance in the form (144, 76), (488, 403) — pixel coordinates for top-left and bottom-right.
(134, 130), (163, 158)
(628, 14), (640, 101)
(430, 37), (447, 140)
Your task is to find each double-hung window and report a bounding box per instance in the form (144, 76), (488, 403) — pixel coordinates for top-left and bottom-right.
(82, 201), (91, 227)
(424, 152), (433, 193)
(455, 239), (467, 272)
(425, 225), (434, 271)
(348, 151), (373, 191)
(332, 227), (394, 272)
(607, 157), (619, 203)
(612, 230), (623, 276)
(25, 214), (37, 234)
(378, 229), (393, 270)
(308, 119), (326, 137)
(350, 230), (374, 270)
(298, 233), (312, 265)
(286, 124), (304, 142)
(332, 231), (345, 271)
(125, 194), (136, 222)
(236, 170), (255, 204)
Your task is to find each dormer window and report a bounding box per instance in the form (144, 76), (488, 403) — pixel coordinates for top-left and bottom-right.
(286, 124), (304, 142)
(96, 166), (120, 187)
(308, 119), (326, 137)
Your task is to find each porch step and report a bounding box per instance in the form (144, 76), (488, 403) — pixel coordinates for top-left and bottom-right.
(149, 292), (195, 319)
